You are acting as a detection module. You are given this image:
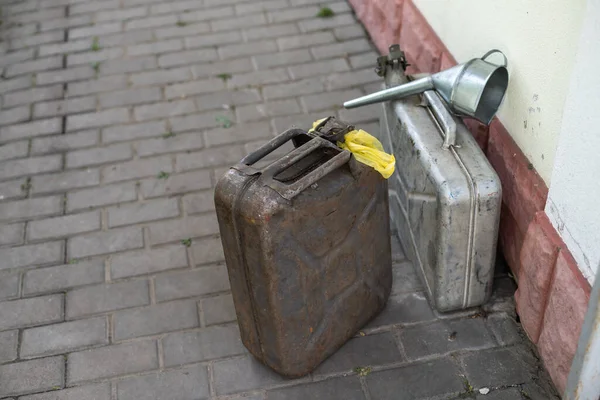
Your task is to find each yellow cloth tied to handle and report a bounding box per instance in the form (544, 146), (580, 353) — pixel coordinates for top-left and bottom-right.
(310, 119), (396, 179)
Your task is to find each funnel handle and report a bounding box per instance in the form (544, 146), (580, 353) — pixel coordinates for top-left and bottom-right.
(481, 49), (507, 68)
(423, 90), (456, 149)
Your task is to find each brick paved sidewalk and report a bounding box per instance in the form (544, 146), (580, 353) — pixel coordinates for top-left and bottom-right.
(0, 0), (559, 398)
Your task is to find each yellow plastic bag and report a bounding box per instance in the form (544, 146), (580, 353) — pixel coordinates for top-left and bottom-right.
(311, 119), (396, 179)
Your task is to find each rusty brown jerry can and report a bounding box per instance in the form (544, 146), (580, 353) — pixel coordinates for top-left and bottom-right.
(214, 127), (392, 377)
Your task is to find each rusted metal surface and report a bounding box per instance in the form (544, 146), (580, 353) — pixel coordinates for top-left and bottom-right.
(376, 46), (502, 312)
(214, 128), (392, 377)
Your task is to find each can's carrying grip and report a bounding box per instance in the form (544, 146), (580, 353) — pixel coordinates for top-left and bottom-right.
(423, 90), (457, 149)
(237, 128), (351, 200)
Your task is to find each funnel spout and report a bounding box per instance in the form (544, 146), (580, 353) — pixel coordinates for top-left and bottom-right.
(343, 76), (434, 109)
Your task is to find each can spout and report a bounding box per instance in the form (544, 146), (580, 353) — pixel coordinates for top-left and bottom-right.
(343, 76), (434, 109)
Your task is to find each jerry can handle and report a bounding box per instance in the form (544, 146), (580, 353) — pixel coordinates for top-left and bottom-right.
(262, 136), (351, 200)
(241, 128), (306, 166)
(423, 90), (457, 149)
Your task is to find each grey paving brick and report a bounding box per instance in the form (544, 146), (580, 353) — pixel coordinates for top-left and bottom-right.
(0, 271), (20, 301)
(10, 7), (65, 24)
(301, 88), (362, 112)
(229, 68), (291, 89)
(191, 236), (225, 265)
(140, 170), (212, 199)
(67, 75), (128, 97)
(219, 40), (278, 60)
(349, 52), (379, 69)
(312, 39), (373, 60)
(400, 318), (495, 360)
(34, 96), (97, 119)
(165, 78), (224, 100)
(179, 7), (235, 23)
(204, 121), (271, 147)
(161, 49), (218, 70)
(117, 364), (209, 400)
(289, 58), (350, 80)
(68, 340), (158, 384)
(263, 77), (325, 100)
(108, 198), (179, 227)
(32, 130), (99, 154)
(31, 169), (100, 195)
(125, 15), (178, 30)
(367, 292), (436, 329)
(170, 110), (235, 133)
(66, 279), (149, 318)
(70, 0), (119, 15)
(213, 355), (286, 395)
(0, 179), (27, 202)
(2, 83), (61, 107)
(70, 22), (122, 40)
(40, 15), (93, 32)
(3, 1), (38, 15)
(20, 384), (111, 400)
(337, 103), (380, 124)
(0, 356), (64, 397)
(201, 294), (236, 326)
(462, 348), (535, 388)
(0, 76), (32, 94)
(128, 39), (184, 57)
(103, 121), (167, 143)
(137, 132), (204, 157)
(100, 29), (155, 47)
(237, 99), (301, 122)
(268, 376), (365, 400)
(0, 330), (18, 363)
(23, 259), (106, 295)
(67, 182), (137, 211)
(95, 7), (147, 22)
(391, 260), (423, 295)
(182, 191), (214, 215)
(28, 211), (101, 240)
(278, 32), (336, 51)
(212, 13), (267, 32)
(148, 214), (219, 246)
(365, 359), (464, 400)
(335, 25), (368, 41)
(67, 48), (125, 67)
(195, 88), (261, 112)
(0, 118), (62, 142)
(163, 325), (245, 367)
(5, 56), (63, 78)
(244, 23), (299, 41)
(184, 30), (242, 50)
(67, 226), (144, 259)
(114, 299), (198, 340)
(99, 87), (162, 109)
(155, 264), (229, 302)
(327, 68), (381, 90)
(134, 100), (196, 121)
(0, 196), (63, 222)
(38, 40), (91, 57)
(268, 7), (319, 23)
(487, 313), (523, 346)
(155, 22), (211, 40)
(131, 67), (192, 86)
(101, 156), (173, 183)
(299, 13), (355, 33)
(0, 106), (30, 127)
(236, 0), (289, 15)
(191, 58), (254, 79)
(0, 140), (28, 162)
(66, 143), (132, 168)
(99, 56), (157, 76)
(0, 294), (64, 331)
(149, 0), (206, 14)
(0, 223), (24, 246)
(21, 317), (108, 357)
(253, 49), (312, 69)
(111, 245), (188, 279)
(66, 108), (130, 131)
(315, 332), (403, 375)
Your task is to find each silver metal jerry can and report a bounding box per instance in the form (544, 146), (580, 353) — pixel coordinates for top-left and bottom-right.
(376, 49), (503, 312)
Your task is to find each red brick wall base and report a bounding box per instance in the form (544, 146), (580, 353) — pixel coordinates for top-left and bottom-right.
(348, 0), (593, 393)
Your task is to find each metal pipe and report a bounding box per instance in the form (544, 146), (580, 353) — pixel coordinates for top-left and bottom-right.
(343, 76), (434, 109)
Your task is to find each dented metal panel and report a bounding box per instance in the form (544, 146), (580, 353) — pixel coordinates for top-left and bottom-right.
(376, 62), (502, 312)
(214, 129), (392, 377)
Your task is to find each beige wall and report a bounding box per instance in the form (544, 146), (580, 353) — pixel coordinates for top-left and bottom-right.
(413, 0), (586, 184)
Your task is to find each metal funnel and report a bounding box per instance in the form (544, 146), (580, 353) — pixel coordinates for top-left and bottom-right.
(343, 50), (509, 125)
